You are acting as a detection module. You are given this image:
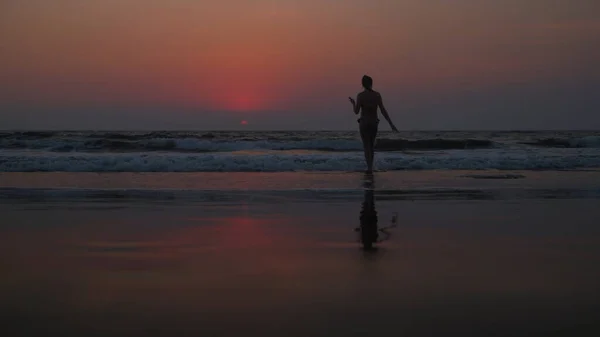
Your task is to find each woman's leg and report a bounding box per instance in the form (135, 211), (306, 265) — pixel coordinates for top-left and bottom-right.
(369, 124), (378, 170)
(360, 125), (371, 172)
(365, 139), (374, 172)
(360, 123), (377, 173)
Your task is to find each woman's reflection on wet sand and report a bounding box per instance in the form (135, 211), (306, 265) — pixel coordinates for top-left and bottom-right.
(357, 174), (395, 251)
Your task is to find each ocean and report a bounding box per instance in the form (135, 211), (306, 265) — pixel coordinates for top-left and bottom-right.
(1, 130), (600, 172)
(2, 130), (600, 336)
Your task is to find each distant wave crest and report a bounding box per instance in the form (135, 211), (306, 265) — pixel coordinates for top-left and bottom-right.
(1, 150), (599, 172)
(2, 131), (600, 153)
(520, 136), (600, 148)
(1, 135), (497, 152)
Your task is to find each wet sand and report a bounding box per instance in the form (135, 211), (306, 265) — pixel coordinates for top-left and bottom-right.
(1, 171), (600, 336)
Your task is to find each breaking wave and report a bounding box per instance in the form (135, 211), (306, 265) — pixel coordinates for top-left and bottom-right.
(0, 137), (498, 153)
(1, 150), (599, 172)
(520, 136), (600, 148)
(1, 131), (599, 172)
(2, 131), (599, 153)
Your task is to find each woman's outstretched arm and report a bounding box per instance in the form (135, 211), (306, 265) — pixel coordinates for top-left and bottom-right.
(377, 93), (398, 131)
(349, 96), (361, 115)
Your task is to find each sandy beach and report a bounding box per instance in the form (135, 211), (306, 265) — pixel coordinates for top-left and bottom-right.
(1, 171), (600, 336)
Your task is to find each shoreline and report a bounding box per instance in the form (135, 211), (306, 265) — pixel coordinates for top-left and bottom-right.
(1, 170), (599, 208)
(1, 169), (599, 190)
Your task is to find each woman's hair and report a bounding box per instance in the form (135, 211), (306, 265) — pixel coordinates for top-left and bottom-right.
(362, 75), (373, 91)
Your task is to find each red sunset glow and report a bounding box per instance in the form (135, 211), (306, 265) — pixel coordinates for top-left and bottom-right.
(1, 1), (599, 129)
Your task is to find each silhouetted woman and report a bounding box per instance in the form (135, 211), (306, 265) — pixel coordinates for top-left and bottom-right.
(349, 75), (398, 173)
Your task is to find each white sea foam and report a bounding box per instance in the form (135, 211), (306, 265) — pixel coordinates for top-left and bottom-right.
(1, 148), (599, 172)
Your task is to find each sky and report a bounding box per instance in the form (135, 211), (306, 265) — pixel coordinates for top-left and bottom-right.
(1, 0), (599, 130)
